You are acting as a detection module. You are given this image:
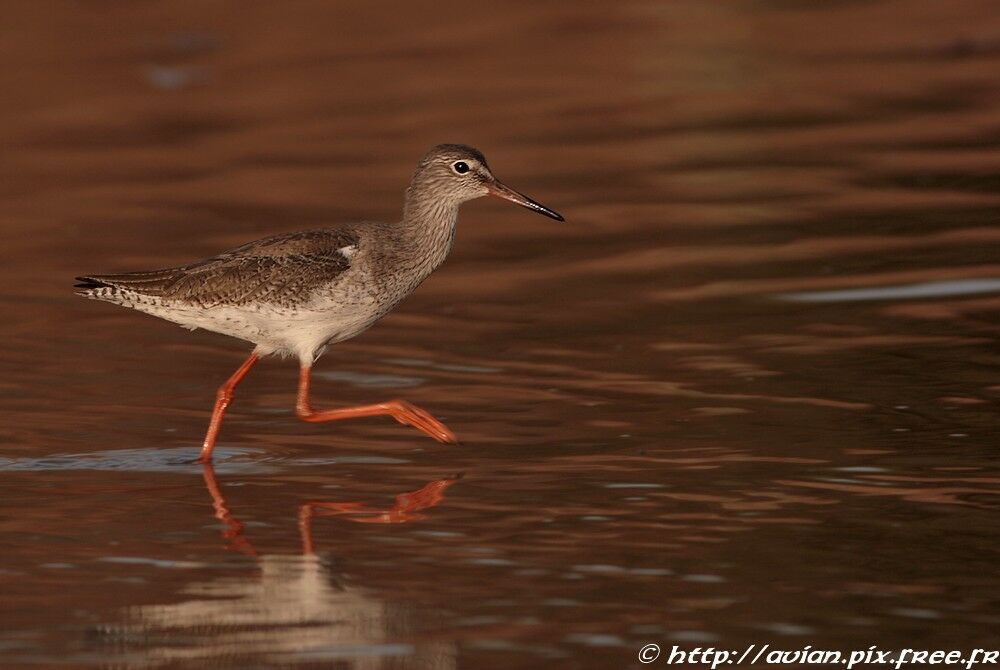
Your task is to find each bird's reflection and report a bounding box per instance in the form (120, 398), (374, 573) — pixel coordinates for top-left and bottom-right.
(108, 465), (459, 667)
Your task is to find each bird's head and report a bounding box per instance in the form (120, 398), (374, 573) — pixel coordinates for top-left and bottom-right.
(408, 144), (563, 221)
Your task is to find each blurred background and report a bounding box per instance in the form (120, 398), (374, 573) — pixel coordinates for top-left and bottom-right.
(1, 0), (999, 667)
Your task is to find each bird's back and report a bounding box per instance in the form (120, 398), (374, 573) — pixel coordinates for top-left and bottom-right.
(76, 227), (362, 310)
(74, 223), (445, 359)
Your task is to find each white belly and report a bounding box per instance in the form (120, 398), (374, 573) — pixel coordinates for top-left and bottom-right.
(128, 294), (387, 363)
(92, 245), (430, 363)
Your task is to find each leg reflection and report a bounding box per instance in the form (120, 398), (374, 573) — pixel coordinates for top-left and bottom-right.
(199, 462), (458, 555)
(201, 463), (258, 556)
(299, 477), (461, 554)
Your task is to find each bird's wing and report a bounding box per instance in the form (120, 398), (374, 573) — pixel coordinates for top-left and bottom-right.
(75, 228), (360, 308)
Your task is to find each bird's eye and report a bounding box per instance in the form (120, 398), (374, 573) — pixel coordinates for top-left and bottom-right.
(452, 161), (470, 174)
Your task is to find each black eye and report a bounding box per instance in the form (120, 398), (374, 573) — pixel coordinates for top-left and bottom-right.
(452, 161), (470, 174)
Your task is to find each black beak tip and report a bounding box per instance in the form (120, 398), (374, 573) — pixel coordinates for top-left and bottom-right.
(530, 203), (564, 222)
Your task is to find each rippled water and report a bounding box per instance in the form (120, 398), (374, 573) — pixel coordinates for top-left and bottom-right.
(2, 1), (999, 667)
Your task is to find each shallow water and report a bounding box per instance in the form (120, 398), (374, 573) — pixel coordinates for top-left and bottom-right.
(1, 0), (999, 667)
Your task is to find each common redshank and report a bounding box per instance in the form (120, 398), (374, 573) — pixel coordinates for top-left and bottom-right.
(76, 144), (563, 462)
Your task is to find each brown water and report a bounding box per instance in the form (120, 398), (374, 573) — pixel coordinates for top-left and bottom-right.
(1, 1), (999, 668)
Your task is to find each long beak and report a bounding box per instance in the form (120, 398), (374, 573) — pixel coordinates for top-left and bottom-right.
(487, 180), (564, 221)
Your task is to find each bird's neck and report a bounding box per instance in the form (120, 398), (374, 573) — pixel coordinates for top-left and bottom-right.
(399, 188), (460, 271)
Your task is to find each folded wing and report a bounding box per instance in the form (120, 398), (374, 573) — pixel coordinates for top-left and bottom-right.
(75, 228), (360, 309)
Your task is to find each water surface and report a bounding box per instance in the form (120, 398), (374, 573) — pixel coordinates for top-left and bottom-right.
(1, 0), (999, 667)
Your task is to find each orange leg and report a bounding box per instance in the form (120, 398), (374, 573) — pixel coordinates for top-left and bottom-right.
(196, 352), (260, 463)
(295, 365), (458, 444)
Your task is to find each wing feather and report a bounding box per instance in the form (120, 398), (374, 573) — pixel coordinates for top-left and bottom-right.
(75, 228), (359, 308)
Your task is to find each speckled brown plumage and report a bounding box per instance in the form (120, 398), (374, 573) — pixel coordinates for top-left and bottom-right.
(76, 228), (360, 309)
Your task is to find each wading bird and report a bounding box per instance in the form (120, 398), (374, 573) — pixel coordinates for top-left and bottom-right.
(76, 145), (563, 462)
